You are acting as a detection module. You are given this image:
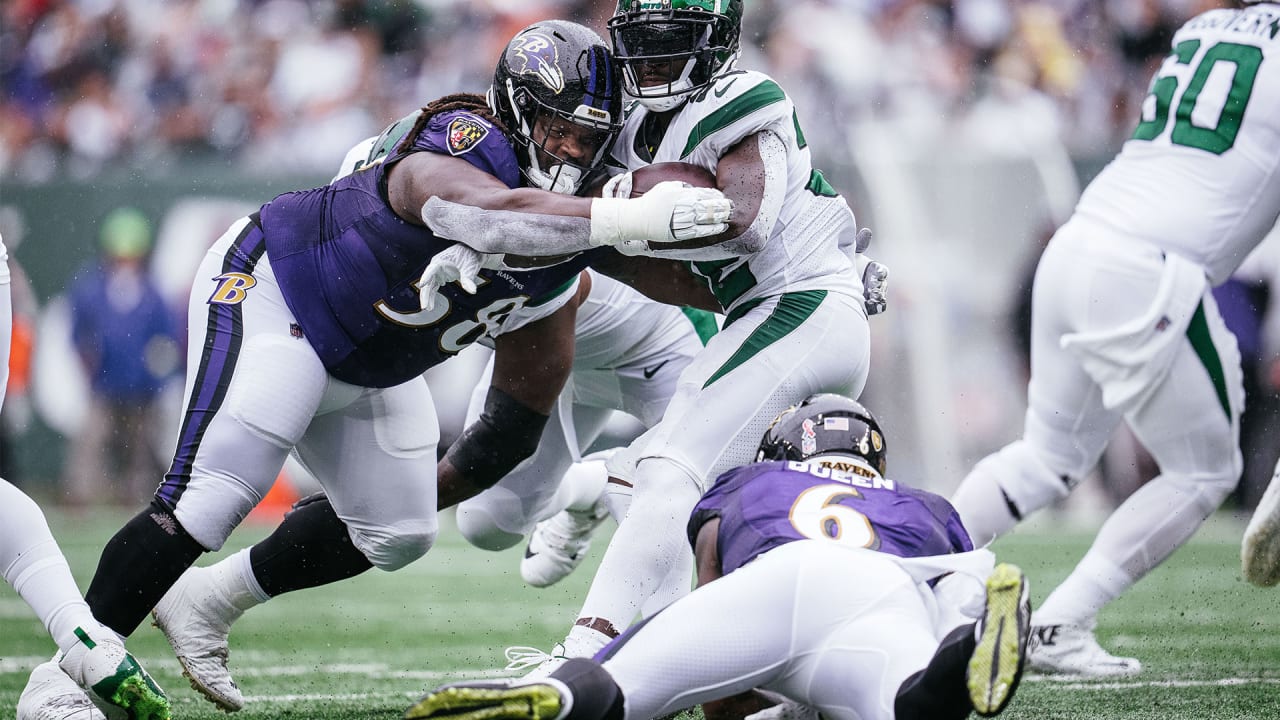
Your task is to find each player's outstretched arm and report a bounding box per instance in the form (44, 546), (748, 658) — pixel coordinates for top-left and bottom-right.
(388, 152), (731, 257)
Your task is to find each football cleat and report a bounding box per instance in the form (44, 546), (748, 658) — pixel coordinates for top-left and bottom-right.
(1028, 622), (1141, 677)
(58, 629), (171, 720)
(503, 645), (569, 679)
(151, 567), (245, 711)
(520, 502), (610, 588)
(967, 563), (1031, 717)
(17, 658), (105, 720)
(1242, 473), (1280, 587)
(405, 679), (567, 720)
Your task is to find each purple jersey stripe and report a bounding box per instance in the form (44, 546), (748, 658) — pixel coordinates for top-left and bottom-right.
(157, 217), (267, 508)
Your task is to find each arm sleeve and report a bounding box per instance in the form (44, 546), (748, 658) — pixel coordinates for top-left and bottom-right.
(420, 197), (599, 255)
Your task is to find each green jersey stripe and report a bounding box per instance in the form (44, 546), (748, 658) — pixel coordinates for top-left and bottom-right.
(680, 307), (720, 345)
(681, 81), (786, 159)
(703, 290), (826, 388)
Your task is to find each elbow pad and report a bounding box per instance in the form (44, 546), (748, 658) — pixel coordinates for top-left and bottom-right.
(444, 386), (548, 489)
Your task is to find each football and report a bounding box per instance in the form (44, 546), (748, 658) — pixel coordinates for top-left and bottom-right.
(626, 162), (718, 196)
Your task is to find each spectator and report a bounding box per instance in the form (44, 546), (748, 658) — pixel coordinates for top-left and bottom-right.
(61, 206), (179, 506)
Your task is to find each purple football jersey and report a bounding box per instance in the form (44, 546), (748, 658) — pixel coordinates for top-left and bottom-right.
(689, 460), (974, 574)
(258, 110), (591, 388)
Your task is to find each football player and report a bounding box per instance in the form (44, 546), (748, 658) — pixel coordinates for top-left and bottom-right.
(951, 0), (1280, 677)
(0, 230), (170, 720)
(429, 0), (884, 669)
(18, 20), (731, 715)
(405, 396), (1031, 720)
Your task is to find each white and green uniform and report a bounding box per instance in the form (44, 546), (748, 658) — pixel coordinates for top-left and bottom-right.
(952, 3), (1280, 640)
(558, 69), (872, 657)
(608, 68), (870, 486)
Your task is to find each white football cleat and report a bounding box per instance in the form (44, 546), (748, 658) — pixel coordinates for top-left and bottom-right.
(1243, 473), (1280, 587)
(17, 659), (105, 720)
(1028, 622), (1141, 677)
(152, 567), (245, 711)
(521, 502), (610, 588)
(58, 627), (171, 720)
(504, 644), (569, 679)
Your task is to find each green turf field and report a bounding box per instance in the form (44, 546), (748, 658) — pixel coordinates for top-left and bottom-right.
(3, 508), (1280, 719)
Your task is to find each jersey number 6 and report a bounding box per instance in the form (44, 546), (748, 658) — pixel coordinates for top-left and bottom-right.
(788, 484), (879, 550)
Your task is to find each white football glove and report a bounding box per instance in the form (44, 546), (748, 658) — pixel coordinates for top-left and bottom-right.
(855, 258), (888, 318)
(601, 171), (633, 199)
(417, 243), (496, 311)
(589, 180), (732, 255)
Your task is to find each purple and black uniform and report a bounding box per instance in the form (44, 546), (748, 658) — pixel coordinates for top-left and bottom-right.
(688, 460), (973, 574)
(257, 109), (591, 388)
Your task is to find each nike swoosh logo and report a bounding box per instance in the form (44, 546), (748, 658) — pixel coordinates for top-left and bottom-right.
(712, 79), (738, 98)
(642, 360), (669, 379)
(524, 546), (538, 559)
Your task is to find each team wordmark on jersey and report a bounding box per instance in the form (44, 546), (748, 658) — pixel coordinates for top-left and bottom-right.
(208, 273), (256, 305)
(447, 115), (490, 156)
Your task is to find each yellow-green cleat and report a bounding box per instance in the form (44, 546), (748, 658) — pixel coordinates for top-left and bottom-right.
(406, 681), (565, 720)
(966, 563), (1031, 717)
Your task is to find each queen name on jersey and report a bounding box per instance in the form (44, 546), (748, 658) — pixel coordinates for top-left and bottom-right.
(260, 108), (590, 388)
(690, 459), (973, 575)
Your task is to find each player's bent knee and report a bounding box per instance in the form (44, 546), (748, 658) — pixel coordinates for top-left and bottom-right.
(455, 504), (524, 551)
(352, 521), (438, 571)
(981, 440), (1078, 519)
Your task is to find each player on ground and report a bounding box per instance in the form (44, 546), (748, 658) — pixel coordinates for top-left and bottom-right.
(450, 0), (881, 669)
(406, 396), (1031, 720)
(19, 20), (731, 715)
(951, 0), (1280, 676)
(0, 232), (170, 720)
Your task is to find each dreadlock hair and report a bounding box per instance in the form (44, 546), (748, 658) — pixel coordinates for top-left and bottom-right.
(396, 93), (510, 155)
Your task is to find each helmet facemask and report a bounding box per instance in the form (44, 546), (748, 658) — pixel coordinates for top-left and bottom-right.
(490, 22), (624, 195)
(609, 7), (740, 111)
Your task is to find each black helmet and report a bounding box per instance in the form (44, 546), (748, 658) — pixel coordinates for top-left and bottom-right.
(489, 20), (623, 195)
(608, 0), (743, 112)
(757, 394), (887, 477)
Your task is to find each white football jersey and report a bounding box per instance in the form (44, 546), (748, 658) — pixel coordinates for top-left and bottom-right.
(611, 70), (863, 313)
(1075, 3), (1280, 285)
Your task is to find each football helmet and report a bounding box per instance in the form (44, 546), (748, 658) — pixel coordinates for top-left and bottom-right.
(757, 394), (887, 477)
(489, 20), (623, 195)
(608, 0), (743, 112)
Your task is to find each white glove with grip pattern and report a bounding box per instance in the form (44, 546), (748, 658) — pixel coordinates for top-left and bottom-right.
(590, 180), (732, 255)
(856, 252), (889, 316)
(417, 243), (494, 311)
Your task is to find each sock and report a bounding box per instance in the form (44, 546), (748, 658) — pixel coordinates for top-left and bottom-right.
(571, 458), (699, 647)
(549, 658), (625, 720)
(249, 493), (373, 597)
(561, 456), (610, 513)
(894, 622), (976, 720)
(0, 481), (102, 651)
(202, 548), (272, 614)
(563, 623), (614, 659)
(85, 500), (206, 637)
(1035, 551), (1132, 627)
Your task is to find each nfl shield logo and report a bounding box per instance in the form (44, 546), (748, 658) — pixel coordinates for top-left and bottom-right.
(447, 115), (489, 156)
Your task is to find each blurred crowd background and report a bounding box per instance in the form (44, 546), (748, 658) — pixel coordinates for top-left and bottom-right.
(4, 0), (1280, 519)
(0, 0), (1222, 180)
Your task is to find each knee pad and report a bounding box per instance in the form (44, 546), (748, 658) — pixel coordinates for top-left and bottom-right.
(455, 502), (525, 551)
(349, 520), (438, 571)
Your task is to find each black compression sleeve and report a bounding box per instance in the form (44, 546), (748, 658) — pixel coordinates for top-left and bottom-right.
(444, 385), (548, 489)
